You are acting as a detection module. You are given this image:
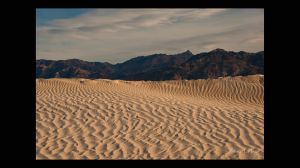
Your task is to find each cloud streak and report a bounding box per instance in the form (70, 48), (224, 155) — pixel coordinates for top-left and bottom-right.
(36, 8), (264, 63)
(38, 9), (227, 34)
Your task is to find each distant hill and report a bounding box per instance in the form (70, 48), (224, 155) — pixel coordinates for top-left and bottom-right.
(36, 49), (264, 80)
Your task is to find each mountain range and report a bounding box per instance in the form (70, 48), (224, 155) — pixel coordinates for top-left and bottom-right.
(36, 48), (264, 80)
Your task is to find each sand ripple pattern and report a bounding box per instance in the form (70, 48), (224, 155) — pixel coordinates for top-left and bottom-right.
(36, 75), (264, 159)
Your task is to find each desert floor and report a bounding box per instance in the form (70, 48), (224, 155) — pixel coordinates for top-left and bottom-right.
(36, 75), (264, 159)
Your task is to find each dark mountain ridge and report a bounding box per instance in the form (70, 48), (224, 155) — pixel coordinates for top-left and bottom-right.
(36, 49), (264, 80)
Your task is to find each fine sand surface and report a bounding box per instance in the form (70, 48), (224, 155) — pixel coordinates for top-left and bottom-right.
(36, 75), (264, 160)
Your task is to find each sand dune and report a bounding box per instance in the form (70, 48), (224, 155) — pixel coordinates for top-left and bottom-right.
(36, 75), (264, 160)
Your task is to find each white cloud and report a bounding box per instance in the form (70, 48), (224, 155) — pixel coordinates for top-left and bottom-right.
(36, 9), (263, 63)
(246, 37), (264, 43)
(39, 9), (227, 34)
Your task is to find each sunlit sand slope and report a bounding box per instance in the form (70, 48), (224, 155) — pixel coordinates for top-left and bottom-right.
(36, 75), (264, 159)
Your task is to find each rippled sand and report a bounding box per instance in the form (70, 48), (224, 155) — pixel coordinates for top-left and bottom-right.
(36, 75), (264, 160)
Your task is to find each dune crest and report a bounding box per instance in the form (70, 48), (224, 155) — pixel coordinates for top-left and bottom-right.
(36, 75), (264, 159)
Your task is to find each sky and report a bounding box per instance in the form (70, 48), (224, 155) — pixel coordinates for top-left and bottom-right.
(36, 8), (264, 64)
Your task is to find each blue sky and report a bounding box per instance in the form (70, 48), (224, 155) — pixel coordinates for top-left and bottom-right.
(36, 9), (90, 26)
(36, 9), (264, 63)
